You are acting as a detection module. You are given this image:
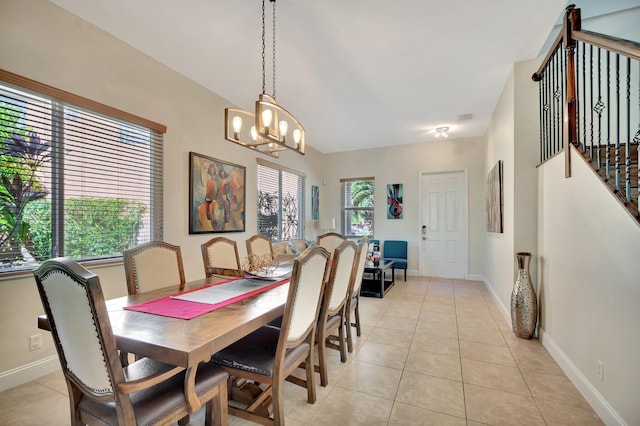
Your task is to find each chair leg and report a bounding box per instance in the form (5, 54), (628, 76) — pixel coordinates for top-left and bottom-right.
(305, 350), (317, 404)
(317, 331), (328, 387)
(404, 269), (407, 281)
(272, 379), (285, 426)
(337, 315), (347, 362)
(354, 298), (362, 337)
(345, 312), (354, 353)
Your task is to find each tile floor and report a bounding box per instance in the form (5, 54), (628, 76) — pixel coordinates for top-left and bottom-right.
(0, 276), (604, 425)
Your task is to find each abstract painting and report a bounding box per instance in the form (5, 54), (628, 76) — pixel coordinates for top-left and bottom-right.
(387, 183), (403, 219)
(189, 152), (245, 234)
(487, 160), (503, 233)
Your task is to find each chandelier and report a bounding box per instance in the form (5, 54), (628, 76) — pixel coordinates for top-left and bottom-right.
(224, 0), (305, 159)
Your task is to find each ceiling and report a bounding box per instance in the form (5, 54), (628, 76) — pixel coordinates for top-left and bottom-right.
(48, 0), (633, 154)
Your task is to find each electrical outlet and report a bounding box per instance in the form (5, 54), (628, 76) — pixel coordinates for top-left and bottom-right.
(596, 359), (604, 382)
(29, 334), (42, 351)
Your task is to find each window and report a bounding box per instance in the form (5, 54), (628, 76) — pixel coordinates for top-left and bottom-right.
(341, 177), (374, 237)
(0, 70), (165, 274)
(256, 158), (305, 241)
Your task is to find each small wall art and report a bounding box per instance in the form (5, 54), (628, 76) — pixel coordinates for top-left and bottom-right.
(387, 183), (403, 219)
(189, 152), (246, 234)
(311, 185), (319, 220)
(487, 160), (504, 233)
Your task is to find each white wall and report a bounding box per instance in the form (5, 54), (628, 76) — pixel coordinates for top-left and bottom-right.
(538, 147), (640, 425)
(322, 137), (487, 278)
(0, 0), (325, 388)
(483, 66), (516, 316)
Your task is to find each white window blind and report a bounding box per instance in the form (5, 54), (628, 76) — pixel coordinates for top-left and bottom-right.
(256, 159), (305, 241)
(0, 70), (164, 274)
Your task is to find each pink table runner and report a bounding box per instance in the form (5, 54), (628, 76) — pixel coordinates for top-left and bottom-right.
(123, 277), (290, 320)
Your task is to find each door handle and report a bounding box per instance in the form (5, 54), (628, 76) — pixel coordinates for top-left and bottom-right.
(422, 225), (427, 240)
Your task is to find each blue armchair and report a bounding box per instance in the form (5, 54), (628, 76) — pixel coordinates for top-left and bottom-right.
(383, 240), (407, 281)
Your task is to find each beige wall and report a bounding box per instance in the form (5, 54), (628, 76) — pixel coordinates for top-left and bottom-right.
(2, 1), (638, 424)
(322, 137), (487, 278)
(483, 65), (516, 316)
(538, 149), (640, 425)
(0, 0), (327, 385)
(483, 56), (640, 423)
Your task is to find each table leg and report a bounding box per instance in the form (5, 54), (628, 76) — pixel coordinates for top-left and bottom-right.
(184, 366), (202, 413)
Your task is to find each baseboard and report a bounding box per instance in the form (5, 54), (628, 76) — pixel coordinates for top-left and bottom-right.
(0, 356), (60, 392)
(466, 273), (484, 282)
(479, 275), (624, 425)
(539, 330), (626, 426)
(475, 274), (512, 327)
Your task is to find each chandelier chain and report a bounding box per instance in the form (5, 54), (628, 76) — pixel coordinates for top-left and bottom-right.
(261, 0), (266, 94)
(272, 0), (276, 98)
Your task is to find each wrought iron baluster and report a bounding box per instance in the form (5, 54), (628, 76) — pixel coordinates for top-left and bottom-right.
(606, 51), (611, 180)
(559, 44), (573, 149)
(539, 72), (544, 163)
(546, 66), (552, 159)
(615, 53), (621, 193)
(578, 42), (587, 151)
(637, 60), (640, 216)
(625, 57), (631, 203)
(595, 47), (604, 170)
(589, 44), (594, 160)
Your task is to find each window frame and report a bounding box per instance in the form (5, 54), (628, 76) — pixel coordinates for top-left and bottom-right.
(256, 158), (306, 241)
(0, 69), (165, 276)
(341, 177), (375, 238)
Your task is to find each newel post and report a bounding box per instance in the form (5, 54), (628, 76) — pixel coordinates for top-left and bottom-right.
(563, 4), (580, 178)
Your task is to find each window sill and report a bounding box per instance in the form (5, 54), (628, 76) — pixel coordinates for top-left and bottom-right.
(0, 257), (123, 281)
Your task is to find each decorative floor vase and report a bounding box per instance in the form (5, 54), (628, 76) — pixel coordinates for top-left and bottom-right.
(511, 252), (537, 339)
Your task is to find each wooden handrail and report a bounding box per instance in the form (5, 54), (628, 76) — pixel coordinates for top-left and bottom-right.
(573, 29), (640, 61)
(532, 32), (563, 81)
(533, 4), (640, 82)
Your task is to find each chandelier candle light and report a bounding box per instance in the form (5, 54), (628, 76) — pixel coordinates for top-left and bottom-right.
(224, 0), (305, 159)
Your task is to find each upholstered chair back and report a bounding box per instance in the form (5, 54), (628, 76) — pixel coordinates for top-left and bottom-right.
(201, 236), (241, 275)
(123, 241), (185, 295)
(280, 246), (330, 343)
(350, 237), (369, 297)
(246, 234), (274, 258)
(326, 240), (357, 312)
(316, 232), (345, 258)
(34, 258), (121, 401)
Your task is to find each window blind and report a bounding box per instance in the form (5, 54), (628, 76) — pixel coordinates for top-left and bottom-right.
(256, 159), (305, 241)
(0, 71), (164, 273)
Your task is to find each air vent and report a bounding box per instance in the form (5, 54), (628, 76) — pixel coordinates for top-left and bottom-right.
(458, 113), (474, 121)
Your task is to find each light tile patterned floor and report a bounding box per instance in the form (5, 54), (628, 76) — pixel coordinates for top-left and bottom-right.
(0, 276), (604, 425)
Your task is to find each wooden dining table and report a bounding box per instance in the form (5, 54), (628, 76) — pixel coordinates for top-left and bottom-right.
(38, 273), (290, 413)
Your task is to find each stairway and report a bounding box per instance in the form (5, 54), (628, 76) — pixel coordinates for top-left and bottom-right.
(577, 141), (639, 222)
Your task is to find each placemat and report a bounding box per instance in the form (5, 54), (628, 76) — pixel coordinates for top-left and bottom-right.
(123, 277), (289, 320)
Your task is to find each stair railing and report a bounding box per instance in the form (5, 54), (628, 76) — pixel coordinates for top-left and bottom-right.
(533, 4), (640, 219)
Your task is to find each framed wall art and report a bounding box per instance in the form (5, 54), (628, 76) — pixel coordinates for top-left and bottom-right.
(486, 160), (503, 233)
(387, 183), (403, 219)
(189, 152), (246, 234)
(311, 185), (319, 220)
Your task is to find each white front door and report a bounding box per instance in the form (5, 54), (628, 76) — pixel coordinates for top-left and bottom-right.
(420, 170), (468, 278)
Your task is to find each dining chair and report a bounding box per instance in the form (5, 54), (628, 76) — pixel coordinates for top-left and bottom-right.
(201, 236), (243, 277)
(245, 234), (275, 265)
(33, 257), (229, 426)
(122, 241), (186, 295)
(316, 239), (357, 386)
(316, 232), (345, 258)
(211, 245), (330, 426)
(345, 237), (369, 353)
